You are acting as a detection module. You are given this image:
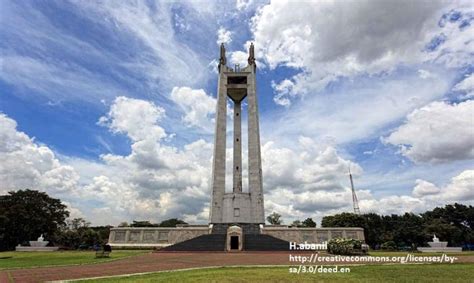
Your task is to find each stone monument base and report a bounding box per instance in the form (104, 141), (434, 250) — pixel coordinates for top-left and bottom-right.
(107, 224), (365, 250)
(108, 225), (211, 249)
(417, 247), (462, 253)
(261, 226), (365, 243)
(417, 236), (462, 253)
(16, 246), (59, 251)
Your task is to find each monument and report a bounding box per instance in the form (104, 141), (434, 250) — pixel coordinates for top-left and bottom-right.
(107, 44), (365, 251)
(417, 234), (462, 253)
(209, 43), (264, 232)
(16, 234), (59, 251)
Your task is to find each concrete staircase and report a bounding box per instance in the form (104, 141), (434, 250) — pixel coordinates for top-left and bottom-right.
(159, 234), (226, 251)
(161, 233), (289, 251)
(244, 234), (289, 251)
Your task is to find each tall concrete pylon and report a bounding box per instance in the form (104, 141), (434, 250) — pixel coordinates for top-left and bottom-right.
(210, 43), (264, 224)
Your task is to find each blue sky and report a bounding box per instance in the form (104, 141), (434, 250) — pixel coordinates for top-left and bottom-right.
(1, 0), (473, 225)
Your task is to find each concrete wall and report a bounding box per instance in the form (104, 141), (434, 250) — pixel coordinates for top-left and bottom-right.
(108, 226), (210, 248)
(222, 193), (252, 223)
(261, 226), (365, 243)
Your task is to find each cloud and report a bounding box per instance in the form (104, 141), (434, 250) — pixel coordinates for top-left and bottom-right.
(438, 170), (474, 201)
(3, 1), (471, 228)
(229, 42), (266, 69)
(412, 180), (441, 197)
(271, 79), (296, 107)
(249, 1), (472, 105)
(260, 136), (366, 222)
(262, 138), (361, 192)
(62, 201), (85, 220)
(0, 2), (135, 106)
(252, 1), (446, 69)
(425, 8), (474, 68)
(0, 55), (123, 105)
(360, 195), (428, 216)
(411, 170), (474, 203)
(229, 51), (248, 67)
(79, 97), (370, 225)
(71, 1), (209, 89)
(384, 100), (474, 163)
(0, 1), (214, 108)
(216, 27), (232, 45)
(453, 73), (474, 99)
(98, 96), (166, 142)
(95, 97), (213, 223)
(0, 113), (79, 195)
(0, 98), (212, 225)
(170, 87), (217, 132)
(358, 169), (474, 216)
(2, 109), (472, 226)
(236, 0), (254, 11)
(265, 69), (452, 144)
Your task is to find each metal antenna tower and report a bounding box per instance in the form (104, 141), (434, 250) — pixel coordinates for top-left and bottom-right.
(349, 166), (361, 215)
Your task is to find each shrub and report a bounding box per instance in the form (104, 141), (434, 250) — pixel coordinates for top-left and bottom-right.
(327, 238), (364, 255)
(381, 240), (397, 251)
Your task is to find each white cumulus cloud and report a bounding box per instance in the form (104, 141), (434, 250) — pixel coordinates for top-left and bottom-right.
(384, 100), (474, 163)
(217, 27), (232, 45)
(0, 113), (79, 195)
(98, 96), (167, 142)
(170, 87), (217, 132)
(249, 0), (472, 105)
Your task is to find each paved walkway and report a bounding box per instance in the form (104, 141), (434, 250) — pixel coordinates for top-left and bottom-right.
(2, 252), (473, 283)
(1, 252), (290, 282)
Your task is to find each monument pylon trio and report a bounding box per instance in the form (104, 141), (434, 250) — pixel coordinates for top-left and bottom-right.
(209, 43), (265, 225)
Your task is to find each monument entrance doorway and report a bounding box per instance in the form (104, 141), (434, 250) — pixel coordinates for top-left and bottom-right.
(230, 236), (239, 250)
(226, 225), (243, 251)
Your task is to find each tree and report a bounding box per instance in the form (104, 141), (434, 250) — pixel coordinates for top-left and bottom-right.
(422, 203), (474, 246)
(321, 213), (365, 228)
(159, 218), (187, 227)
(67, 218), (90, 230)
(118, 222), (129, 227)
(302, 218), (317, 227)
(130, 220), (156, 227)
(291, 220), (302, 227)
(90, 226), (112, 244)
(56, 222), (111, 249)
(423, 219), (461, 246)
(0, 189), (69, 251)
(266, 212), (282, 225)
(56, 229), (81, 250)
(363, 213), (384, 248)
(392, 213), (426, 248)
(321, 204), (474, 249)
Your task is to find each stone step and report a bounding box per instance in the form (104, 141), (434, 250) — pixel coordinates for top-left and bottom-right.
(159, 234), (226, 251)
(244, 234), (289, 251)
(160, 232), (289, 251)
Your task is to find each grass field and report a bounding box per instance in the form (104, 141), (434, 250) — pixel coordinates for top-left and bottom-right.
(82, 264), (474, 283)
(0, 250), (148, 269)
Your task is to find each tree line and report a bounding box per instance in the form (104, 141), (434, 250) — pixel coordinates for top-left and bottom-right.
(0, 190), (187, 251)
(321, 203), (474, 249)
(266, 212), (317, 227)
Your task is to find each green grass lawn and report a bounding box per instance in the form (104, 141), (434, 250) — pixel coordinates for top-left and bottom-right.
(0, 250), (148, 269)
(82, 264), (474, 283)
